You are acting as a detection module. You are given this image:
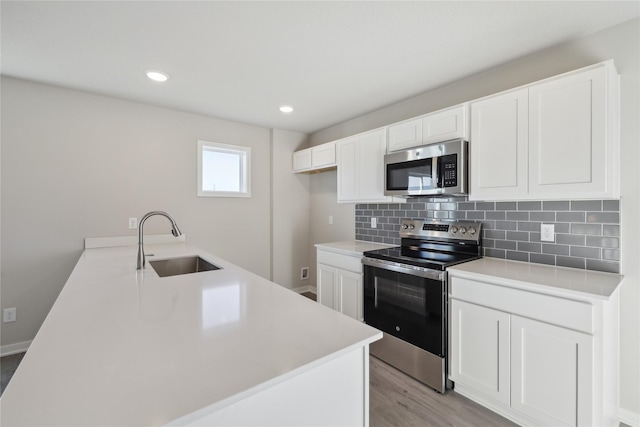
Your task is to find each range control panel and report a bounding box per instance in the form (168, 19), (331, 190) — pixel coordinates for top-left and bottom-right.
(400, 219), (482, 243)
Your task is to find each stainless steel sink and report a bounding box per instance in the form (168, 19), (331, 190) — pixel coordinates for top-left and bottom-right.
(149, 256), (221, 277)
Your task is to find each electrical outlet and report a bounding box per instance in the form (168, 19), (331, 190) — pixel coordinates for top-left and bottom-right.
(301, 267), (310, 280)
(541, 224), (555, 242)
(328, 215), (333, 225)
(128, 217), (138, 229)
(371, 217), (377, 228)
(3, 308), (16, 323)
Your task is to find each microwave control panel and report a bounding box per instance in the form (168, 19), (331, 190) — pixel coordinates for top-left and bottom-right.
(439, 154), (457, 187)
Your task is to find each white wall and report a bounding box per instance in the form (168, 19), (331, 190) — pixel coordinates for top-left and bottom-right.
(271, 128), (311, 290)
(308, 172), (355, 287)
(0, 77), (308, 348)
(308, 18), (640, 418)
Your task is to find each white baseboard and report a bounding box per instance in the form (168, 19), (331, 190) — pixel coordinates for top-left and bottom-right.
(620, 408), (640, 427)
(1, 340), (31, 357)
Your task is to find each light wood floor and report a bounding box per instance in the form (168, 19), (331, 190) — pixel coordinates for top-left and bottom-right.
(369, 356), (518, 427)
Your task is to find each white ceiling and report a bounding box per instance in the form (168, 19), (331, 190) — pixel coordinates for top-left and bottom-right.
(2, 1), (638, 134)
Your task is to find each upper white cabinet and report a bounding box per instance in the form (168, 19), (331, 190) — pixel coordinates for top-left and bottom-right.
(529, 66), (614, 198)
(337, 128), (396, 203)
(470, 61), (619, 200)
(292, 141), (336, 173)
(387, 104), (468, 152)
(293, 149), (312, 172)
(470, 88), (528, 199)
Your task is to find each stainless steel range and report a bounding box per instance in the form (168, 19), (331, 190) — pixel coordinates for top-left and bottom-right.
(362, 219), (482, 393)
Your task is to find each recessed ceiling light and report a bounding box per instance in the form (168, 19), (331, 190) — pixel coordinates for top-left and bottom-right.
(279, 105), (294, 113)
(146, 70), (169, 82)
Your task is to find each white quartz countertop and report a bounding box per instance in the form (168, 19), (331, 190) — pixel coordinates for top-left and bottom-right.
(1, 243), (382, 426)
(315, 240), (397, 257)
(448, 257), (623, 300)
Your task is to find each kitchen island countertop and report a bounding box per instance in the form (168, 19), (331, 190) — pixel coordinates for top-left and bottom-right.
(1, 243), (382, 426)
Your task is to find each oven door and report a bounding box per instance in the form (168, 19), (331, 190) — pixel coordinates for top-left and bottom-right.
(362, 257), (446, 357)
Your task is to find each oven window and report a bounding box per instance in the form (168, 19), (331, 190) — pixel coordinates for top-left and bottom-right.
(363, 265), (444, 356)
(387, 158), (433, 191)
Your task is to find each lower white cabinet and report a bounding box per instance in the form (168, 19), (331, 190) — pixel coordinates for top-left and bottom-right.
(450, 300), (510, 405)
(510, 315), (593, 427)
(448, 261), (620, 427)
(316, 248), (364, 321)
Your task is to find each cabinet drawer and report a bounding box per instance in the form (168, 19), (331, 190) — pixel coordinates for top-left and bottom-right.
(317, 250), (362, 273)
(450, 276), (594, 334)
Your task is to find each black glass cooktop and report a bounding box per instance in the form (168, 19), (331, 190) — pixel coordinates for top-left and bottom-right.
(364, 246), (481, 271)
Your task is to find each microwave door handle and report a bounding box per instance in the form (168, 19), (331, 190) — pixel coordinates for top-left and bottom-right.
(433, 157), (440, 188)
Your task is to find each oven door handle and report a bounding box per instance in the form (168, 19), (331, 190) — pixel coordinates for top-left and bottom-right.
(362, 257), (445, 281)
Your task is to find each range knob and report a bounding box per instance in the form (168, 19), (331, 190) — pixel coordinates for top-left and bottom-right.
(469, 227), (477, 235)
(408, 224), (415, 230)
(459, 227), (467, 235)
(450, 226), (458, 234)
(402, 224), (409, 230)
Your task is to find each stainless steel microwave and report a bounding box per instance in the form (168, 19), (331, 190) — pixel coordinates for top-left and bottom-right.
(384, 138), (468, 197)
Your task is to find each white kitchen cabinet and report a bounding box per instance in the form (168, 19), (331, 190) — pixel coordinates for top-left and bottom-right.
(511, 315), (592, 427)
(318, 267), (362, 320)
(311, 142), (336, 169)
(449, 299), (510, 405)
(469, 60), (619, 201)
(387, 117), (423, 152)
(317, 263), (338, 309)
(337, 128), (394, 203)
(528, 65), (616, 199)
(292, 141), (336, 173)
(423, 104), (468, 145)
(293, 148), (312, 172)
(448, 258), (621, 427)
(470, 89), (528, 199)
(316, 247), (366, 321)
(387, 104), (468, 153)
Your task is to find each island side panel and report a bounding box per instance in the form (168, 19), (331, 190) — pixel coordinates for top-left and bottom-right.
(172, 345), (370, 426)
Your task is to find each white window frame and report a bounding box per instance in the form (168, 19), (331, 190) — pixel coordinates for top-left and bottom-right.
(197, 140), (251, 198)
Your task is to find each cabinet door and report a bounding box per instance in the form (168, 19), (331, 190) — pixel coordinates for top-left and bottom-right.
(511, 315), (593, 427)
(337, 270), (363, 321)
(311, 142), (336, 169)
(356, 128), (388, 202)
(423, 104), (468, 145)
(528, 66), (608, 198)
(387, 118), (423, 152)
(292, 148), (312, 172)
(450, 299), (510, 405)
(470, 89), (528, 200)
(336, 136), (358, 202)
(317, 264), (337, 310)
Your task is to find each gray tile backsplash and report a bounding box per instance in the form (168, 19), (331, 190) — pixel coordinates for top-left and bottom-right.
(355, 196), (621, 274)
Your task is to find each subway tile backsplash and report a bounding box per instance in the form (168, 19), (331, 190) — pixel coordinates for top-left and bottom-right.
(355, 196), (621, 274)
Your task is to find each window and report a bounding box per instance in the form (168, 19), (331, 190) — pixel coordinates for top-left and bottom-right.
(198, 140), (251, 197)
